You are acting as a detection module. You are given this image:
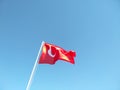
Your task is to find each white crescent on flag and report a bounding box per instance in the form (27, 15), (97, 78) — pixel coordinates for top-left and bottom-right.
(48, 46), (56, 57)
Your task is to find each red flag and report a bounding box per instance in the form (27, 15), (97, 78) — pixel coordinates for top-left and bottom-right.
(38, 42), (76, 64)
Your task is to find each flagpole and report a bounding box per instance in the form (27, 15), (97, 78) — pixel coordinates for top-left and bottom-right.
(26, 41), (45, 90)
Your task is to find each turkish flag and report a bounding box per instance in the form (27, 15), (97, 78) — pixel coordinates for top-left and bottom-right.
(38, 43), (76, 64)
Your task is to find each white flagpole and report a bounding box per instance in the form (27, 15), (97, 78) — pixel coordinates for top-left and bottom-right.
(26, 41), (45, 90)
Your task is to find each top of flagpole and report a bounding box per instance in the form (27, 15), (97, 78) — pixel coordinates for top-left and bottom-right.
(38, 41), (45, 56)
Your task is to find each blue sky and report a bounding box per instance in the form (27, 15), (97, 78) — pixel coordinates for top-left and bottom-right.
(0, 0), (120, 90)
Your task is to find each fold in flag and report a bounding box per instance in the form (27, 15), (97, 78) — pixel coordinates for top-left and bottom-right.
(38, 42), (76, 64)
